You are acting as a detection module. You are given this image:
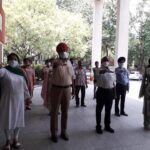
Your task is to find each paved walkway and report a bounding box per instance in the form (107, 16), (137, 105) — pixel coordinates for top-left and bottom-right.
(0, 83), (150, 150)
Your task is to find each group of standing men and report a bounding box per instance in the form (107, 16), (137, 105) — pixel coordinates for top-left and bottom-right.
(47, 45), (130, 140)
(93, 56), (129, 134)
(0, 43), (75, 149)
(0, 41), (130, 150)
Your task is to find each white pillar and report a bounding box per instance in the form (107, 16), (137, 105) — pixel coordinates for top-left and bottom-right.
(115, 0), (130, 68)
(92, 0), (104, 68)
(0, 42), (3, 63)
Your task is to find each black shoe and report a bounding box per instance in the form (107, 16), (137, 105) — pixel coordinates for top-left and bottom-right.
(11, 140), (21, 149)
(96, 128), (103, 134)
(60, 133), (69, 141)
(105, 127), (115, 133)
(115, 113), (120, 117)
(51, 136), (58, 143)
(26, 106), (31, 110)
(121, 112), (128, 116)
(81, 104), (87, 107)
(3, 140), (11, 150)
(76, 104), (79, 108)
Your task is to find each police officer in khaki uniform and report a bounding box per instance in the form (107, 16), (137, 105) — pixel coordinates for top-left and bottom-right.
(50, 42), (74, 143)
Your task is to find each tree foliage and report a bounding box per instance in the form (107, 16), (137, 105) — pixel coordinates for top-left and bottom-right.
(56, 0), (93, 62)
(3, 0), (90, 60)
(102, 0), (117, 57)
(4, 0), (150, 69)
(56, 0), (93, 25)
(129, 0), (150, 71)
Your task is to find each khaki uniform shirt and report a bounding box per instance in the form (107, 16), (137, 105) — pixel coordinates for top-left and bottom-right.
(51, 59), (74, 86)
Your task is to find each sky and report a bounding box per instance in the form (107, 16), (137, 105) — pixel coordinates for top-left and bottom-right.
(130, 0), (138, 13)
(130, 0), (150, 14)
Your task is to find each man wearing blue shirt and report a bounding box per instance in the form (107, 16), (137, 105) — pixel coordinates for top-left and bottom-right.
(115, 57), (129, 117)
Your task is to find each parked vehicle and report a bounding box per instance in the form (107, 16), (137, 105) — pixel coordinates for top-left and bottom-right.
(129, 71), (142, 80)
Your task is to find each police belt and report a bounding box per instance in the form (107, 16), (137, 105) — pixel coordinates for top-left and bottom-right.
(52, 84), (72, 88)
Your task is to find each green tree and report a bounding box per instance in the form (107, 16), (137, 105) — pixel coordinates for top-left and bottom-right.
(56, 0), (93, 62)
(3, 0), (90, 60)
(129, 0), (150, 71)
(56, 0), (93, 24)
(4, 0), (57, 59)
(102, 0), (117, 57)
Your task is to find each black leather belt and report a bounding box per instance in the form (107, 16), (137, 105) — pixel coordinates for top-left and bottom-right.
(52, 84), (71, 88)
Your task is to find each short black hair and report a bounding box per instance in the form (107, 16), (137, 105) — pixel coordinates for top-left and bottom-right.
(23, 57), (32, 63)
(7, 53), (20, 63)
(45, 59), (51, 65)
(95, 61), (99, 64)
(101, 56), (109, 63)
(118, 57), (126, 63)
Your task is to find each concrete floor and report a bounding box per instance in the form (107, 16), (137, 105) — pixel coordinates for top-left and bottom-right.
(0, 83), (149, 150)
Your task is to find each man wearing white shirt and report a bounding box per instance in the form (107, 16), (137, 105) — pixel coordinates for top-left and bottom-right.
(96, 56), (116, 134)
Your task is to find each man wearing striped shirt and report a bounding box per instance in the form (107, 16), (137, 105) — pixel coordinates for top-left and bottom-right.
(75, 60), (88, 107)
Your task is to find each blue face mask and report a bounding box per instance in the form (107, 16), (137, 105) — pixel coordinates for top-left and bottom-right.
(118, 63), (124, 68)
(8, 60), (19, 68)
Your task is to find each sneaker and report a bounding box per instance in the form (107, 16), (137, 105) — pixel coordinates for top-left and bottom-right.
(105, 127), (115, 133)
(11, 140), (21, 149)
(81, 104), (87, 107)
(26, 106), (31, 110)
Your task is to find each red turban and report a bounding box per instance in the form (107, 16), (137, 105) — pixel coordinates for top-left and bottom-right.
(56, 42), (69, 52)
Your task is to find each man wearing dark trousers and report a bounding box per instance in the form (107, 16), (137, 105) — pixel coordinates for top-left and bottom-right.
(93, 61), (100, 99)
(115, 57), (129, 117)
(50, 42), (75, 143)
(75, 60), (88, 107)
(96, 56), (116, 134)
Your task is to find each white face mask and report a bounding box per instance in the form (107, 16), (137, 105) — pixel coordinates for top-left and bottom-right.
(59, 52), (69, 59)
(47, 62), (51, 66)
(8, 60), (19, 68)
(103, 62), (109, 67)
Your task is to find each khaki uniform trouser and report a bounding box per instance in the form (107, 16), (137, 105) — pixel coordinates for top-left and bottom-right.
(50, 86), (71, 136)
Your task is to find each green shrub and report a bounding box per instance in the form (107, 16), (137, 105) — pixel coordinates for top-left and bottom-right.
(33, 64), (43, 81)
